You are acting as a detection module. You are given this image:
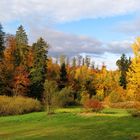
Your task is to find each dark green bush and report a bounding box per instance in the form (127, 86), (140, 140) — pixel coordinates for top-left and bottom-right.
(57, 87), (75, 107)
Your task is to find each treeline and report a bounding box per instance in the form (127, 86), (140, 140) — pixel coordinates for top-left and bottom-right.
(0, 24), (48, 100)
(0, 23), (140, 112)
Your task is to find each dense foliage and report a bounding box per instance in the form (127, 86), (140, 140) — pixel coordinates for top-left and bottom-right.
(0, 23), (140, 115)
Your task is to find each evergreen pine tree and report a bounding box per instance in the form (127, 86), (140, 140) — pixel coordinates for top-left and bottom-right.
(15, 25), (28, 66)
(116, 54), (131, 89)
(0, 23), (5, 60)
(59, 63), (68, 89)
(30, 37), (48, 100)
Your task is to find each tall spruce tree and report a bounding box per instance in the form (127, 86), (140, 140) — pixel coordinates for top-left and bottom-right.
(30, 37), (48, 100)
(0, 23), (5, 95)
(59, 62), (68, 89)
(0, 23), (5, 60)
(15, 25), (28, 66)
(116, 54), (131, 89)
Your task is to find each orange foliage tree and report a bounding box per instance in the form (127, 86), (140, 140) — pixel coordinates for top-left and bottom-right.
(13, 66), (30, 96)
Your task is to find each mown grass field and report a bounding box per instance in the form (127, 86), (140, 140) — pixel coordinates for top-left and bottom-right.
(0, 108), (140, 140)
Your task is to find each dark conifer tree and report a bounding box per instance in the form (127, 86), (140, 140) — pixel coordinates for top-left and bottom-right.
(30, 37), (48, 100)
(15, 25), (28, 66)
(116, 54), (131, 89)
(0, 23), (5, 60)
(59, 62), (68, 89)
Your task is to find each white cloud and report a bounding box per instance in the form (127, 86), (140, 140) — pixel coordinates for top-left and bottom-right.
(28, 27), (103, 56)
(117, 17), (140, 35)
(0, 0), (140, 23)
(28, 26), (133, 57)
(107, 40), (133, 54)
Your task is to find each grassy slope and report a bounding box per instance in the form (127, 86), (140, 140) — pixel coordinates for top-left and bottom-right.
(0, 108), (140, 140)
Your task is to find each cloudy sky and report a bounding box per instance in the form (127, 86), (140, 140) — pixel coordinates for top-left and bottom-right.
(0, 0), (140, 69)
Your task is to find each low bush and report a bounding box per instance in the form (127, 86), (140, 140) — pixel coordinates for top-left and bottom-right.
(84, 99), (104, 112)
(134, 102), (140, 110)
(109, 90), (124, 103)
(128, 102), (140, 117)
(109, 101), (140, 109)
(80, 91), (90, 105)
(0, 96), (42, 116)
(128, 109), (140, 117)
(57, 87), (75, 107)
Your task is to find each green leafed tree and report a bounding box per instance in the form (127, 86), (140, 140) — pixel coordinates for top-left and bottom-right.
(43, 80), (58, 114)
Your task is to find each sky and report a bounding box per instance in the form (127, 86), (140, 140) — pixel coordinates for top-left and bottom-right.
(0, 0), (140, 69)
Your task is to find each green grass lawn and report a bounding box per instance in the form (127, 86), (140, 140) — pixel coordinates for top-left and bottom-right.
(0, 108), (140, 140)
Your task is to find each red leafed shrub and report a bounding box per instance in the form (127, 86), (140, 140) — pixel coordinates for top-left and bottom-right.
(84, 99), (104, 112)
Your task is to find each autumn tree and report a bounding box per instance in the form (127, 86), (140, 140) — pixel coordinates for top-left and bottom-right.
(15, 26), (30, 96)
(94, 64), (120, 101)
(47, 57), (60, 81)
(0, 62), (13, 95)
(4, 35), (17, 67)
(127, 37), (140, 100)
(75, 65), (96, 99)
(13, 66), (30, 96)
(116, 54), (131, 89)
(0, 35), (30, 96)
(0, 35), (16, 95)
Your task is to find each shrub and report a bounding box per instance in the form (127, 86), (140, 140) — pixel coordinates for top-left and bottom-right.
(84, 99), (104, 112)
(43, 80), (58, 114)
(128, 102), (140, 117)
(109, 90), (123, 103)
(80, 91), (90, 105)
(134, 102), (140, 110)
(128, 109), (140, 117)
(0, 96), (41, 116)
(109, 101), (140, 109)
(57, 87), (74, 107)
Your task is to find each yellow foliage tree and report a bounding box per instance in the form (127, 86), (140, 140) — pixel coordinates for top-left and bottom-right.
(127, 37), (140, 100)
